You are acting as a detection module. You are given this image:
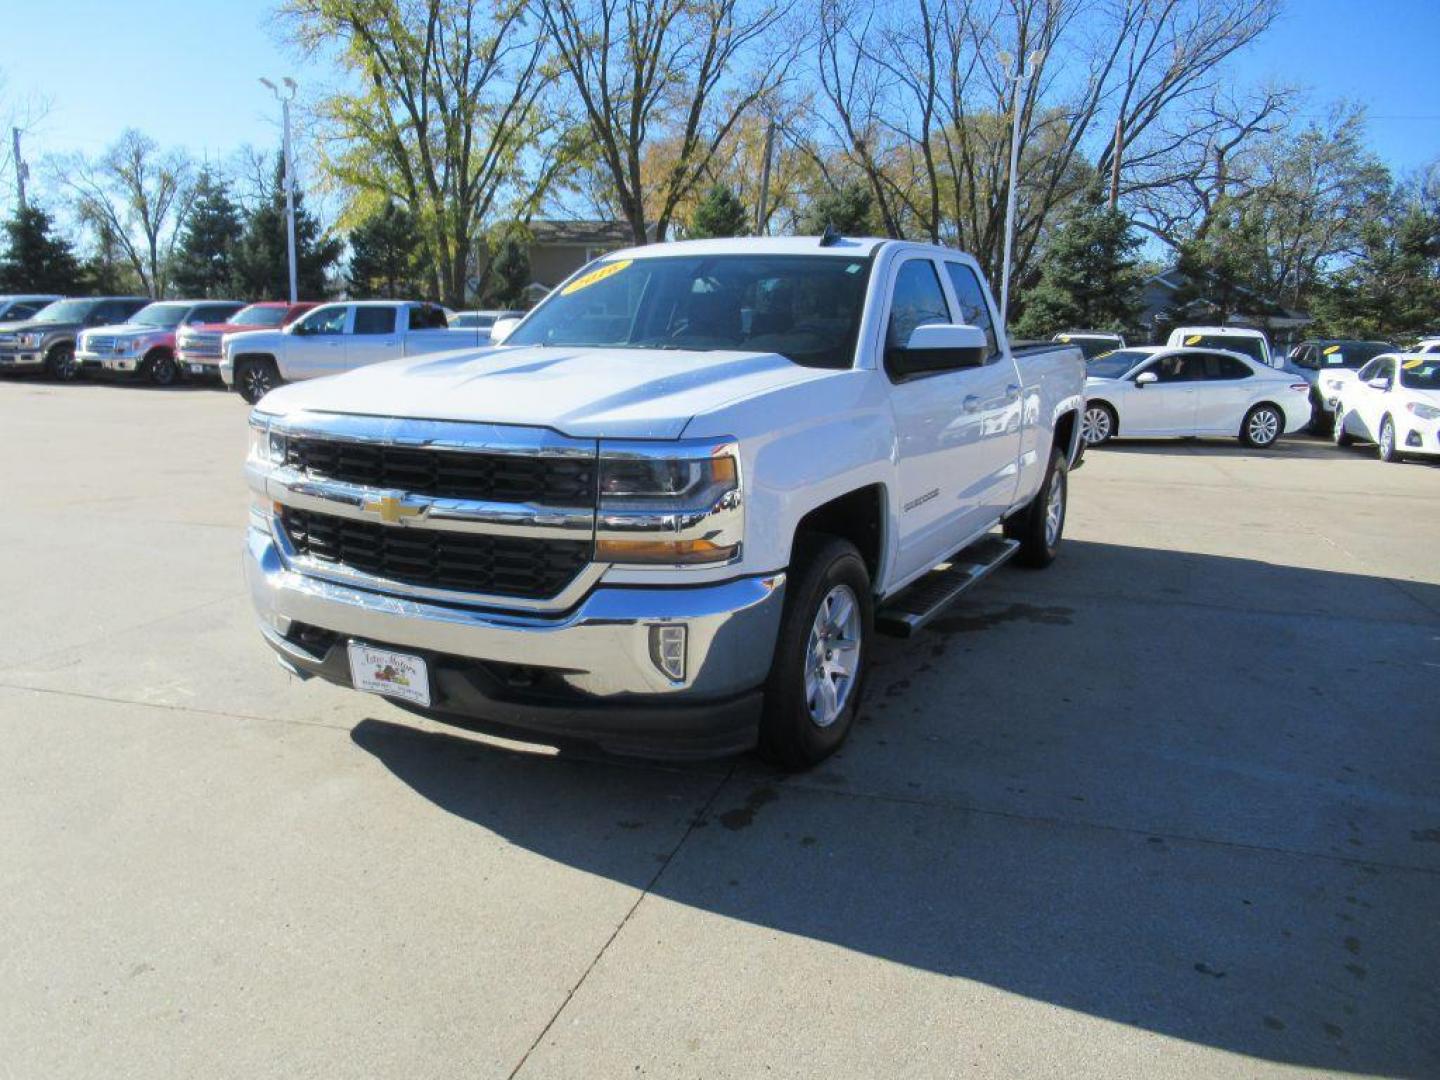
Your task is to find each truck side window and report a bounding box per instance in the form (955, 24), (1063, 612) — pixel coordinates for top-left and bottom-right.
(300, 306), (349, 335)
(885, 260), (951, 364)
(408, 304), (449, 330)
(942, 263), (999, 359)
(354, 308), (398, 335)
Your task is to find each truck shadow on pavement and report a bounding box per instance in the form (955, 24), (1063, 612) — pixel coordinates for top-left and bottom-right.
(349, 540), (1440, 1075)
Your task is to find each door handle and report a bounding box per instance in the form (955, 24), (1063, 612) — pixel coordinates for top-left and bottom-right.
(963, 395), (981, 413)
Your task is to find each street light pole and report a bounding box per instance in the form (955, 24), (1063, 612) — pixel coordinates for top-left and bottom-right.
(998, 50), (1042, 335)
(260, 77), (300, 303)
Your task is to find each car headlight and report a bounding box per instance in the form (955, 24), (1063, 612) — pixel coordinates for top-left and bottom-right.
(17, 332), (41, 347)
(1407, 402), (1440, 421)
(247, 412), (288, 466)
(594, 439), (742, 565)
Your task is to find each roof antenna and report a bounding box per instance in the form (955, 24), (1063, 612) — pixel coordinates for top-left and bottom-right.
(819, 223), (842, 247)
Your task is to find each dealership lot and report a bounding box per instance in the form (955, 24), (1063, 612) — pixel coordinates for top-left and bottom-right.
(2, 380), (1437, 1078)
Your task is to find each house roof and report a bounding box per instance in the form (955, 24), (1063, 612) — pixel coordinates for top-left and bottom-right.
(528, 220), (642, 246)
(1144, 266), (1309, 324)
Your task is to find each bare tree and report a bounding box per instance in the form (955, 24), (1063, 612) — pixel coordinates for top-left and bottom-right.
(52, 130), (196, 296)
(540, 0), (796, 244)
(285, 0), (556, 304)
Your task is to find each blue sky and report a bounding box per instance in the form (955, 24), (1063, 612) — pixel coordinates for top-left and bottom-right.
(4, 0), (1439, 204)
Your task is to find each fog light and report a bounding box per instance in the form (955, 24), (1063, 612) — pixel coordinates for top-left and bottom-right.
(1406, 431), (1422, 448)
(649, 624), (687, 682)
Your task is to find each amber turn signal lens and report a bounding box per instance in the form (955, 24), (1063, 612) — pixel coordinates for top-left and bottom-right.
(595, 537), (739, 565)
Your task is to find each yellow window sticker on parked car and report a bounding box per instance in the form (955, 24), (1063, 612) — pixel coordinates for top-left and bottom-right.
(561, 259), (633, 296)
(1184, 334), (1202, 345)
(1403, 358), (1426, 370)
(1323, 345), (1341, 355)
(1058, 334), (1071, 342)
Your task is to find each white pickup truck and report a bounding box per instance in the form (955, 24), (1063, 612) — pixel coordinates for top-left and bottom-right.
(222, 300), (484, 403)
(244, 237), (1085, 768)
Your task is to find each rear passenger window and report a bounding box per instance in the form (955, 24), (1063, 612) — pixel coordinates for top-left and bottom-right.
(354, 308), (398, 335)
(407, 304), (449, 331)
(943, 263), (999, 360)
(1196, 354), (1252, 380)
(885, 260), (951, 360)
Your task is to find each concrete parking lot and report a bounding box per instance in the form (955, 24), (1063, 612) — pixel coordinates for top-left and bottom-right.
(2, 378), (1437, 1078)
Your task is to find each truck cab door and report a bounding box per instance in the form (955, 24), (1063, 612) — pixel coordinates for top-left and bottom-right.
(347, 306), (400, 369)
(884, 256), (1004, 583)
(288, 304), (350, 379)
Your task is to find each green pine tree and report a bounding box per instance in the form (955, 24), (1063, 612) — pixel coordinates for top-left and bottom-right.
(687, 185), (749, 239)
(1312, 196), (1440, 339)
(347, 200), (423, 298)
(231, 158), (343, 300)
(480, 226), (531, 308)
(1013, 192), (1143, 338)
(799, 181), (878, 236)
(171, 169), (244, 298)
(0, 205), (84, 294)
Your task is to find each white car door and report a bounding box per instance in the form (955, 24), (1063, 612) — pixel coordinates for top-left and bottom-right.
(346, 306), (400, 370)
(884, 255), (997, 582)
(1121, 352), (1197, 434)
(1190, 352), (1260, 433)
(1349, 357), (1395, 440)
(286, 303), (350, 379)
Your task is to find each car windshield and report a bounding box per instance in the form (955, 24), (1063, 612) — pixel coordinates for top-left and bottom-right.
(132, 303), (189, 328)
(230, 305), (288, 328)
(1310, 342), (1391, 368)
(1086, 349), (1149, 379)
(1399, 358), (1440, 389)
(1187, 334), (1266, 366)
(506, 254), (874, 369)
(31, 299), (94, 324)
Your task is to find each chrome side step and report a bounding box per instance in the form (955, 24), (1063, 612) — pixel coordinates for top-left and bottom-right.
(875, 536), (1020, 638)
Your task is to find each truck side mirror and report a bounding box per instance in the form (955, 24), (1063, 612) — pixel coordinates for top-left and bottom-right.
(490, 317), (522, 344)
(1134, 370), (1159, 386)
(890, 323), (987, 377)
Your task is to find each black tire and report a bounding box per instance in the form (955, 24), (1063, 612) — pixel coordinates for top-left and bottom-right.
(1333, 406), (1355, 447)
(1377, 415), (1401, 463)
(146, 349), (179, 387)
(236, 358), (281, 404)
(1240, 403), (1283, 449)
(1004, 444), (1068, 569)
(44, 343), (79, 382)
(1081, 402), (1116, 446)
(1306, 391), (1332, 436)
(758, 536), (872, 771)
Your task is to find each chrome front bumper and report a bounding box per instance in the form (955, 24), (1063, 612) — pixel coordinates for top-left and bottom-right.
(0, 350), (42, 368)
(246, 522), (785, 706)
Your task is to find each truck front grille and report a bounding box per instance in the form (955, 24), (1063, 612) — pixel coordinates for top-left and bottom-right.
(284, 437), (595, 507)
(280, 506), (590, 600)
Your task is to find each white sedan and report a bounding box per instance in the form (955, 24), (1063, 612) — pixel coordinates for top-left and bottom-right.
(1332, 353), (1440, 462)
(1081, 346), (1311, 448)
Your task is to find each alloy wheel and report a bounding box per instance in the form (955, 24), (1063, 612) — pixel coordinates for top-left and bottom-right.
(804, 583), (861, 729)
(1044, 467), (1066, 548)
(1247, 407), (1279, 446)
(1081, 405), (1112, 445)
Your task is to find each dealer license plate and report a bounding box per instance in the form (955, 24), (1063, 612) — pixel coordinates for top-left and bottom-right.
(348, 642), (431, 707)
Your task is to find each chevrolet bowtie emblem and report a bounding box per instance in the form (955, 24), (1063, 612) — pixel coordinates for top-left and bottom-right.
(364, 495), (422, 524)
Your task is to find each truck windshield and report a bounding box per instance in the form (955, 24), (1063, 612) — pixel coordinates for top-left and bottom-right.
(132, 303), (189, 328)
(230, 305), (288, 328)
(31, 299), (94, 323)
(1186, 334), (1267, 366)
(506, 254), (874, 369)
(1086, 349), (1149, 379)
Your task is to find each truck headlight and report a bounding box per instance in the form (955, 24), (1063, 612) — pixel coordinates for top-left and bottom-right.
(17, 332), (41, 347)
(1407, 402), (1440, 421)
(595, 439), (742, 565)
(247, 413), (287, 466)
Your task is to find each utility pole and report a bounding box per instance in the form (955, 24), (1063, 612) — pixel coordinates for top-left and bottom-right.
(12, 127), (28, 212)
(1109, 118), (1123, 211)
(260, 77), (300, 303)
(998, 49), (1043, 334)
(754, 119), (775, 236)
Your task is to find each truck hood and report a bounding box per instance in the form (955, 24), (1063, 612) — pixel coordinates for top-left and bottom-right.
(260, 345), (847, 439)
(87, 323), (173, 338)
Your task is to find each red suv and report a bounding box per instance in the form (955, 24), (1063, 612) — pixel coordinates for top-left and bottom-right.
(177, 302), (318, 380)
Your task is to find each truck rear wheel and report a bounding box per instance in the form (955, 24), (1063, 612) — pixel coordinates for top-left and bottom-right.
(1003, 444), (1068, 568)
(237, 358), (281, 404)
(759, 536), (872, 771)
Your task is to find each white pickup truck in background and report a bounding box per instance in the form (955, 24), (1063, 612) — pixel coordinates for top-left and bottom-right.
(223, 300), (485, 403)
(244, 237), (1085, 769)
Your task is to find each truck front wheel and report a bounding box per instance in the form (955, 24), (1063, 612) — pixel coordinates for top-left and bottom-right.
(236, 358), (281, 404)
(1003, 445), (1068, 568)
(759, 536), (873, 771)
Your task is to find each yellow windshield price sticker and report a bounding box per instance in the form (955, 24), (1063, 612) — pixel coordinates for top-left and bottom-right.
(1184, 334), (1202, 345)
(562, 259), (632, 296)
(1058, 335), (1071, 342)
(1323, 345), (1341, 355)
(1403, 358), (1425, 370)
